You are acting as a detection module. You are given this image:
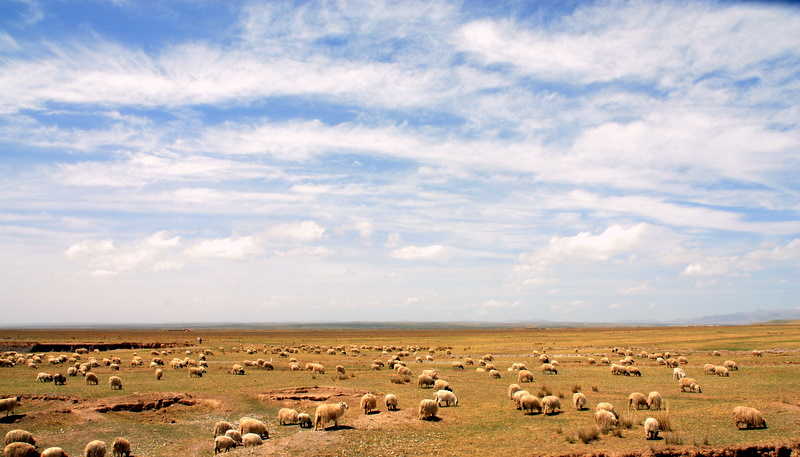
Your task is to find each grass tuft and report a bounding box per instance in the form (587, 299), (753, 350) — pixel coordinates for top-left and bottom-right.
(664, 431), (683, 446)
(571, 383), (581, 393)
(536, 385), (552, 398)
(578, 426), (600, 444)
(619, 412), (634, 429)
(652, 409), (673, 432)
(591, 384), (599, 392)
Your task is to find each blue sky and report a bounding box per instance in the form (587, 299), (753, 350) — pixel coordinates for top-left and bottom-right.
(1, 0), (798, 325)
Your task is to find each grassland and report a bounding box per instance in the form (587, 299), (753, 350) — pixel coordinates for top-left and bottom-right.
(1, 323), (798, 456)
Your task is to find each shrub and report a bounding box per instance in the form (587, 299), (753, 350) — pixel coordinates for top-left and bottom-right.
(536, 385), (552, 398)
(653, 409), (673, 432)
(578, 426), (600, 444)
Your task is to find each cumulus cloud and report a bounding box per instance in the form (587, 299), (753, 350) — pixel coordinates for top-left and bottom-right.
(65, 231), (183, 275)
(184, 235), (259, 260)
(265, 221), (326, 242)
(682, 239), (800, 277)
(390, 245), (448, 261)
(520, 223), (650, 267)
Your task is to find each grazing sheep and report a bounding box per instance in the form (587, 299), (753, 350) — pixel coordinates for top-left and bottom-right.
(647, 391), (662, 411)
(733, 406), (767, 429)
(213, 421), (233, 438)
(752, 350), (762, 357)
(239, 417), (269, 439)
(5, 430), (35, 446)
(3, 442), (39, 457)
(108, 376), (123, 390)
(489, 369), (501, 379)
(541, 363), (558, 375)
(508, 384), (522, 400)
(155, 369), (163, 380)
(360, 394), (378, 414)
(278, 408), (299, 425)
(384, 394), (399, 411)
(673, 367), (686, 380)
(644, 417), (660, 439)
(84, 440), (107, 457)
(518, 370), (534, 383)
(230, 364), (245, 375)
(625, 366), (641, 377)
(677, 356), (689, 365)
(298, 413), (313, 428)
(418, 399), (439, 420)
(67, 367), (78, 377)
(434, 390), (458, 407)
(41, 447), (68, 457)
(679, 377), (702, 393)
(512, 390), (530, 410)
(520, 394), (542, 414)
(611, 364), (626, 376)
(85, 373), (99, 385)
(0, 397), (21, 416)
(53, 373), (66, 385)
(433, 379), (451, 392)
(715, 366), (730, 377)
(724, 360), (739, 371)
(307, 363), (325, 374)
(573, 392), (587, 411)
(596, 402), (618, 419)
(541, 395), (561, 415)
(704, 363), (717, 375)
(111, 437), (130, 457)
(188, 367), (203, 378)
(451, 361), (464, 370)
(595, 409), (618, 431)
(336, 365), (346, 374)
(214, 435), (237, 454)
(242, 433), (263, 447)
(417, 374), (435, 388)
(224, 430), (242, 445)
(421, 369), (438, 379)
(314, 402), (348, 430)
(628, 392), (648, 410)
(464, 358), (474, 365)
(37, 372), (53, 382)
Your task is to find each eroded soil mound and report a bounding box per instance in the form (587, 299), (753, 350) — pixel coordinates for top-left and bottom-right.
(260, 386), (378, 403)
(92, 392), (197, 413)
(558, 441), (800, 457)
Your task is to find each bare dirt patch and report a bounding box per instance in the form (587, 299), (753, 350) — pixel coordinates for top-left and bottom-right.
(259, 385), (379, 410)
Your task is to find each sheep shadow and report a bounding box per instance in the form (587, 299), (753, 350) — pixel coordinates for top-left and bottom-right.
(0, 414), (25, 424)
(365, 410), (381, 415)
(420, 416), (442, 422)
(543, 411), (563, 416)
(319, 425), (355, 431)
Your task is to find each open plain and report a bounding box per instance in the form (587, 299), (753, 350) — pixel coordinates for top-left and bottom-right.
(1, 323), (799, 456)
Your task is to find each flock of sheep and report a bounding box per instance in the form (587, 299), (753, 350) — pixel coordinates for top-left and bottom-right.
(1, 343), (773, 455)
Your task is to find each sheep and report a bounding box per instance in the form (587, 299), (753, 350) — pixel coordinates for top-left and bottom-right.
(298, 413), (313, 428)
(53, 373), (66, 385)
(111, 437), (130, 457)
(541, 395), (561, 415)
(595, 409), (618, 431)
(517, 370), (534, 383)
(540, 363), (558, 375)
(314, 402), (348, 430)
(434, 389), (458, 407)
(155, 368), (163, 380)
(677, 356), (689, 365)
(489, 369), (501, 379)
(596, 402), (618, 419)
(703, 363), (716, 375)
(385, 394), (399, 411)
(628, 392), (648, 410)
(520, 394), (542, 414)
(647, 391), (662, 411)
(644, 417), (660, 439)
(512, 390), (530, 410)
(108, 376), (123, 390)
(5, 430), (35, 447)
(733, 406), (766, 429)
(213, 421), (233, 438)
(188, 367), (203, 378)
(587, 357), (597, 365)
(573, 392), (587, 410)
(67, 367), (78, 377)
(433, 379), (451, 392)
(611, 364), (626, 376)
(278, 408), (299, 425)
(239, 417), (269, 439)
(752, 350), (763, 357)
(3, 442), (39, 457)
(421, 369), (438, 379)
(418, 399), (439, 420)
(224, 430), (242, 445)
(625, 366), (641, 377)
(451, 361), (464, 370)
(241, 433), (263, 447)
(214, 435), (237, 454)
(0, 397), (20, 416)
(360, 393), (378, 414)
(715, 366), (730, 377)
(508, 384), (522, 400)
(417, 374), (435, 388)
(336, 365), (346, 374)
(84, 440), (107, 457)
(673, 367), (686, 380)
(85, 373), (99, 385)
(41, 447), (68, 457)
(679, 377), (702, 393)
(37, 372), (53, 382)
(724, 360), (739, 371)
(230, 364), (245, 375)
(306, 363), (325, 374)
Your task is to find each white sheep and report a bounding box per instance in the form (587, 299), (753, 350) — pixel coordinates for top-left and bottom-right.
(84, 439), (107, 457)
(188, 367), (203, 378)
(647, 391), (662, 411)
(508, 384), (522, 400)
(733, 406), (766, 429)
(418, 399), (439, 420)
(489, 369), (501, 378)
(595, 409), (618, 431)
(4, 430), (35, 446)
(724, 360), (738, 371)
(434, 389), (458, 407)
(360, 393), (378, 414)
(703, 363), (716, 375)
(433, 379), (451, 391)
(384, 394), (399, 411)
(517, 370), (534, 383)
(628, 392), (648, 410)
(112, 437), (130, 457)
(224, 430), (242, 445)
(85, 373), (99, 385)
(214, 435), (237, 454)
(644, 417), (660, 439)
(611, 364), (626, 376)
(596, 402), (618, 419)
(520, 394), (542, 414)
(239, 417), (269, 439)
(540, 363), (558, 375)
(0, 397), (20, 416)
(278, 407), (299, 425)
(715, 366), (730, 377)
(109, 376), (123, 390)
(417, 374), (435, 388)
(37, 372), (53, 382)
(41, 447), (69, 457)
(541, 395), (561, 415)
(298, 413), (313, 428)
(679, 377), (702, 393)
(213, 421), (233, 437)
(573, 392), (587, 411)
(3, 442), (39, 457)
(242, 433), (263, 447)
(314, 402), (348, 430)
(512, 390), (530, 410)
(625, 366), (641, 377)
(155, 368), (163, 380)
(673, 367), (686, 380)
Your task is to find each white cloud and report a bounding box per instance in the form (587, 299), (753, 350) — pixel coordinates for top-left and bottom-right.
(390, 245), (447, 261)
(520, 223), (650, 267)
(385, 232), (402, 248)
(265, 221), (325, 242)
(184, 236), (259, 261)
(617, 284), (651, 295)
(682, 239), (800, 277)
(65, 231), (183, 274)
(609, 303), (622, 310)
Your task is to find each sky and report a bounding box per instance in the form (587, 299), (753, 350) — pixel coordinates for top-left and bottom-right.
(0, 0), (798, 325)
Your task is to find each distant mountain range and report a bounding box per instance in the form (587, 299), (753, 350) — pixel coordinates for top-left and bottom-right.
(668, 308), (800, 326)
